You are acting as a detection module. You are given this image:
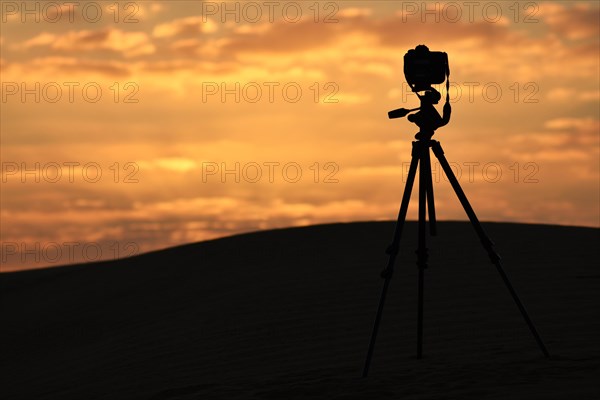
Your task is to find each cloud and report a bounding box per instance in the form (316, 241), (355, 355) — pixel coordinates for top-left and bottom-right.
(7, 3), (599, 84)
(544, 117), (599, 131)
(338, 7), (373, 18)
(153, 16), (218, 38)
(341, 61), (394, 78)
(23, 29), (156, 57)
(22, 32), (55, 47)
(507, 118), (599, 162)
(6, 56), (132, 77)
(219, 18), (342, 55)
(333, 91), (372, 105)
(138, 157), (199, 172)
(540, 2), (600, 40)
(546, 88), (600, 102)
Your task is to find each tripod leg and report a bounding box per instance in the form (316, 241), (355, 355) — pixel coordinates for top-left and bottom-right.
(363, 142), (420, 378)
(417, 143), (429, 359)
(430, 141), (550, 358)
(424, 143), (437, 236)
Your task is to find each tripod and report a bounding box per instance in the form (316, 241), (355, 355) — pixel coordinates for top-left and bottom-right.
(362, 131), (550, 378)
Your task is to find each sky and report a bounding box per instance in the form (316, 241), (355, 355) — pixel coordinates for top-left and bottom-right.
(1, 1), (599, 272)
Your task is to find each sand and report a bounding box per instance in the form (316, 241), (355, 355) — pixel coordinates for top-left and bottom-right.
(1, 221), (599, 399)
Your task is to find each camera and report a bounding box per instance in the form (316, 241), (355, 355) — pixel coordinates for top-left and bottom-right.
(388, 45), (452, 127)
(404, 45), (449, 92)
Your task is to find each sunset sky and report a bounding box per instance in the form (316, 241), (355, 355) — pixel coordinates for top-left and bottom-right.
(1, 1), (599, 271)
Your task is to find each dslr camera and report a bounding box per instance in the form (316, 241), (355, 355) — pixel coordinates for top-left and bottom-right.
(403, 45), (449, 93)
(388, 45), (451, 120)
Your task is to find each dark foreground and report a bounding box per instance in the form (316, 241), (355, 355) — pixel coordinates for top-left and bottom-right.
(2, 222), (599, 399)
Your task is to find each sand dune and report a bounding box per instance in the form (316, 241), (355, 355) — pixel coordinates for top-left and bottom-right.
(1, 221), (599, 399)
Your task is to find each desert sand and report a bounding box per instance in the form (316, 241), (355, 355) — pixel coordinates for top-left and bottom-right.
(1, 221), (599, 399)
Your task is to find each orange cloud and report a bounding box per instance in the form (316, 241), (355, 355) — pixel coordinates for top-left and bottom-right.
(540, 2), (600, 40)
(153, 16), (218, 38)
(23, 29), (155, 57)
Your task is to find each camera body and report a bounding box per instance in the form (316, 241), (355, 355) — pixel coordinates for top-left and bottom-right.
(388, 45), (451, 130)
(404, 45), (448, 92)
